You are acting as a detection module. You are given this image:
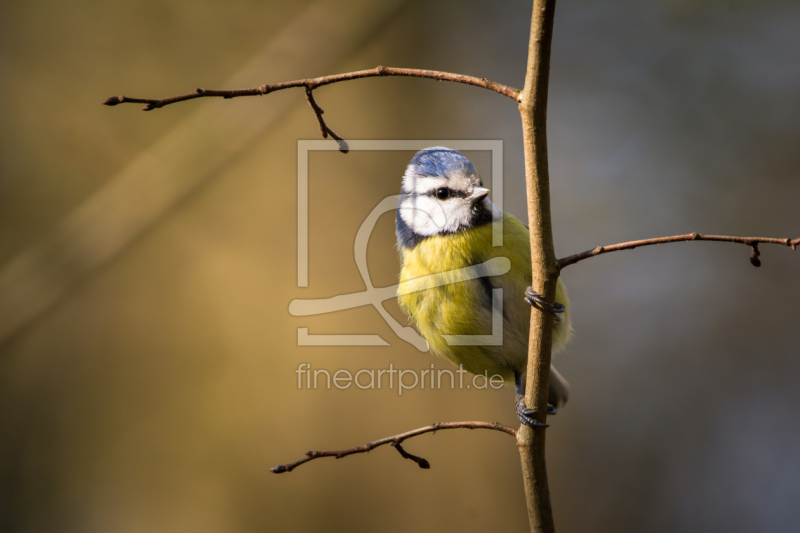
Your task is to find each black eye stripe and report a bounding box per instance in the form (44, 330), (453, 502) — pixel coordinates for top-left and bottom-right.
(426, 188), (467, 199)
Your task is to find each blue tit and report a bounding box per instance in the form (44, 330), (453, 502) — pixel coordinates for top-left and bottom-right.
(396, 147), (572, 428)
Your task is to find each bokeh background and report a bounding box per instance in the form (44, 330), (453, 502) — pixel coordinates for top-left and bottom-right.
(2, 0), (799, 531)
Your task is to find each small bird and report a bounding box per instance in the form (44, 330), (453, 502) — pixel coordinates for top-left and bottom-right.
(396, 147), (572, 427)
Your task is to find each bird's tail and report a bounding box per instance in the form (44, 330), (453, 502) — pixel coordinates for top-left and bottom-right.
(548, 364), (570, 408)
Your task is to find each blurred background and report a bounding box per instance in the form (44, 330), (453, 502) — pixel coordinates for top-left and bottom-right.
(1, 0), (799, 531)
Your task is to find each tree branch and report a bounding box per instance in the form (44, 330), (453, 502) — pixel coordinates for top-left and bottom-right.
(103, 66), (519, 154)
(518, 1), (558, 532)
(102, 66), (520, 111)
(270, 421), (516, 474)
(558, 233), (800, 270)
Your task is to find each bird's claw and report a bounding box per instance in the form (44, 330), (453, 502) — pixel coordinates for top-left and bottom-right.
(525, 287), (565, 314)
(515, 394), (556, 428)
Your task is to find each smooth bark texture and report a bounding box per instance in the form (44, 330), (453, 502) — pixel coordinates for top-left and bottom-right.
(102, 66), (521, 110)
(516, 1), (559, 532)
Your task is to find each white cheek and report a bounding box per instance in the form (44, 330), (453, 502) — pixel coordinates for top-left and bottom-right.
(440, 201), (472, 233)
(399, 196), (448, 236)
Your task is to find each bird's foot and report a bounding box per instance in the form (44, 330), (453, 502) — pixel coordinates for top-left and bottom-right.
(525, 287), (566, 314)
(516, 394), (557, 428)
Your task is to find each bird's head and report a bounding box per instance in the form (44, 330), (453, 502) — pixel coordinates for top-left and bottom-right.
(396, 147), (496, 249)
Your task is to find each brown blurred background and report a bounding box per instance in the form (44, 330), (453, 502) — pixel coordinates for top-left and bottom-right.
(1, 0), (799, 531)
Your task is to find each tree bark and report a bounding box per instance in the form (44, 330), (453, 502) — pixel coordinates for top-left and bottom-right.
(516, 1), (559, 532)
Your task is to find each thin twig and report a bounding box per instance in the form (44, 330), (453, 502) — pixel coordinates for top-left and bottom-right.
(270, 421), (516, 474)
(393, 442), (430, 469)
(558, 233), (800, 270)
(102, 66), (521, 110)
(304, 87), (348, 153)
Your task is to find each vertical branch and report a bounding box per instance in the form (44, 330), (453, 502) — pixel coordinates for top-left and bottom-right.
(517, 1), (559, 533)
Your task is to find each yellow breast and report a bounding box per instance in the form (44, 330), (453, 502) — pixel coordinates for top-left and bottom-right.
(397, 213), (571, 382)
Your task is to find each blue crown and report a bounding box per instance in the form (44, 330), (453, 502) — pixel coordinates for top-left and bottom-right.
(408, 147), (476, 178)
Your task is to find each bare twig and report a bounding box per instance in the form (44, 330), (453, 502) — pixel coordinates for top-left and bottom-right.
(270, 421), (516, 474)
(103, 66), (519, 153)
(558, 233), (800, 270)
(102, 66), (520, 110)
(304, 87), (349, 153)
(393, 442), (430, 469)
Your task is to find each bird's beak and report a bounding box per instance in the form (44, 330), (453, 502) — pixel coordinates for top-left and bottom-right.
(468, 187), (490, 202)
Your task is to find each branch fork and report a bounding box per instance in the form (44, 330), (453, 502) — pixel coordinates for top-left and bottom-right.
(270, 421), (516, 474)
(102, 66), (521, 153)
(558, 233), (800, 270)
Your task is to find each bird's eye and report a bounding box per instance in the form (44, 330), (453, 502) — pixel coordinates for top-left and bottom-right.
(435, 188), (450, 200)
